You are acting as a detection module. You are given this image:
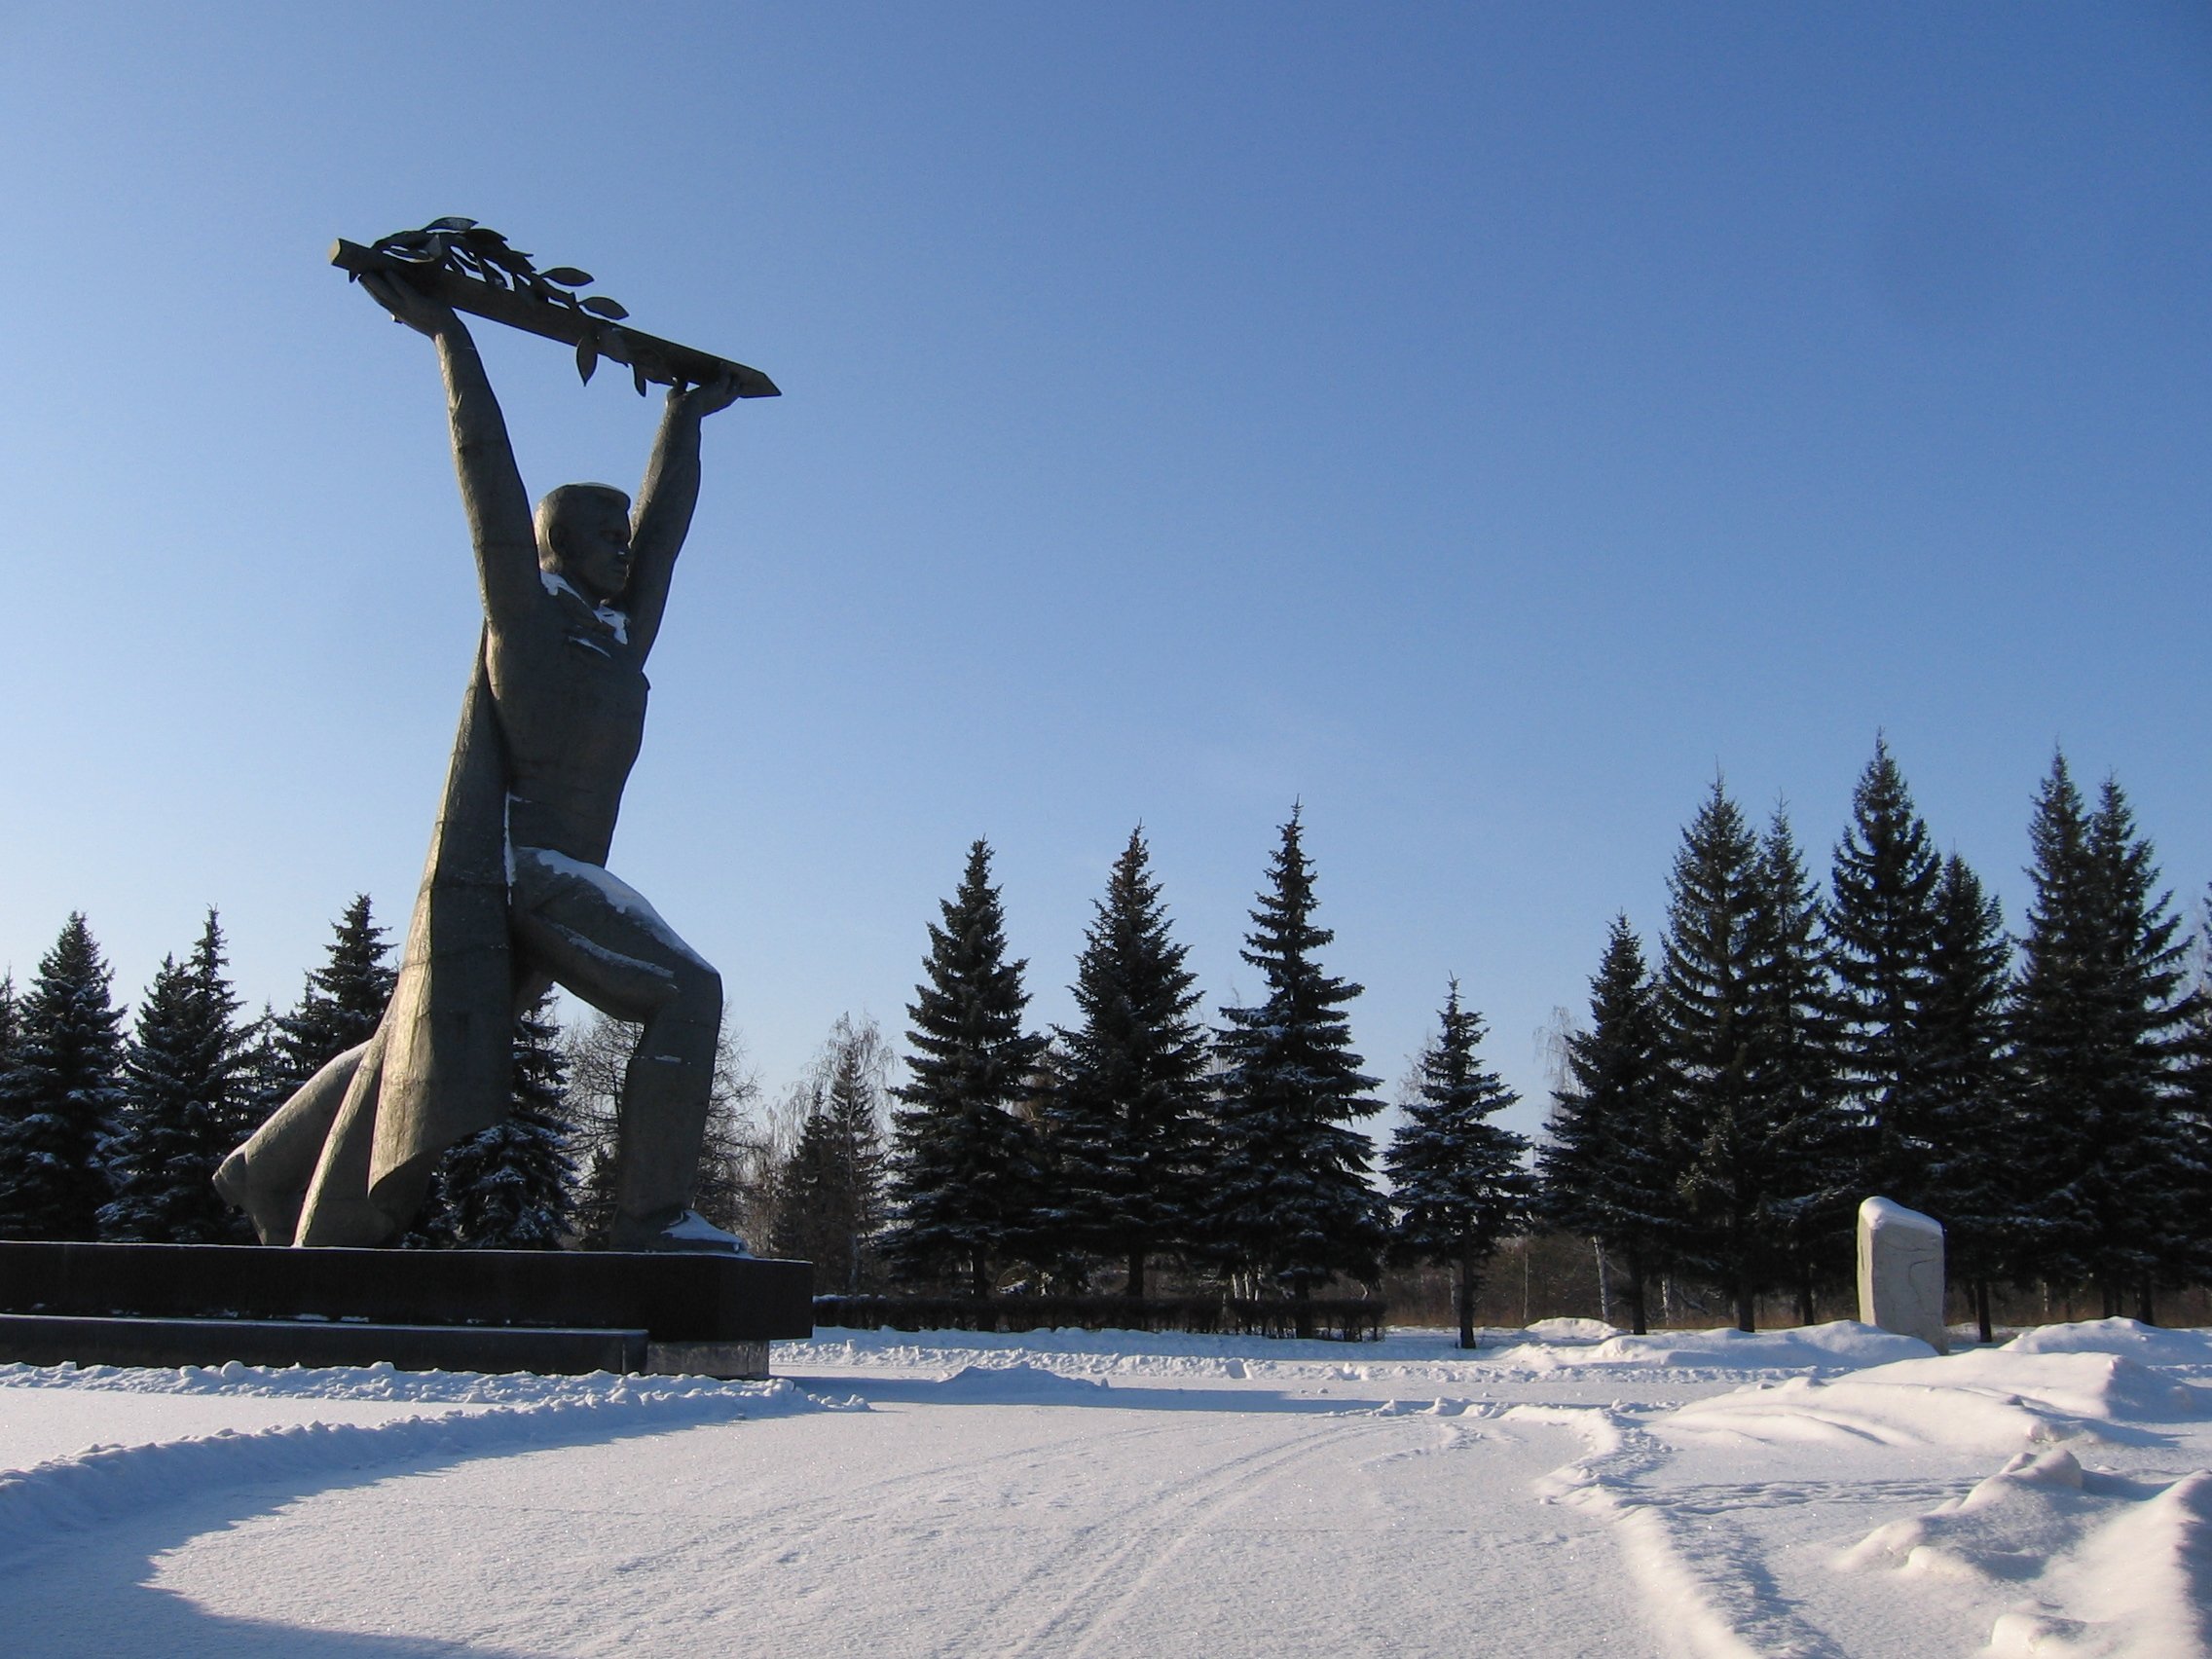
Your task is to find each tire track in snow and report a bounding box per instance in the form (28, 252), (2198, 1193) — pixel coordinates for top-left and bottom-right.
(963, 1414), (1386, 1658)
(698, 1416), (1202, 1583)
(502, 1407), (1212, 1596)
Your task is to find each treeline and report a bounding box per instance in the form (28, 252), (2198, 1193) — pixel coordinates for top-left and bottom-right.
(0, 898), (759, 1251)
(0, 899), (398, 1247)
(1543, 745), (2210, 1341)
(866, 815), (1525, 1348)
(7, 740), (2207, 1348)
(851, 745), (2212, 1346)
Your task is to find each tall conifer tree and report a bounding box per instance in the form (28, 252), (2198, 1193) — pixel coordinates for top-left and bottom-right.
(1918, 854), (2014, 1340)
(1747, 809), (1852, 1324)
(2010, 758), (2195, 1317)
(1658, 783), (1775, 1331)
(2085, 780), (2202, 1317)
(0, 914), (125, 1239)
(772, 1092), (844, 1280)
(274, 894), (397, 1092)
(100, 911), (252, 1242)
(1041, 828), (1211, 1296)
(821, 1014), (890, 1284)
(1828, 739), (1944, 1203)
(1206, 808), (1385, 1304)
(0, 976), (18, 1075)
(2171, 887), (2212, 1299)
(772, 1014), (890, 1293)
(1385, 980), (1530, 1348)
(1540, 917), (1677, 1334)
(885, 840), (1045, 1295)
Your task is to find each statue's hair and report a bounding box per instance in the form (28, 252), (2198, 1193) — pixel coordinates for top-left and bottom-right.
(534, 483), (632, 555)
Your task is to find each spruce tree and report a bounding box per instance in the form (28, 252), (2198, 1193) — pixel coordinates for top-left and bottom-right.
(2009, 755), (2099, 1291)
(0, 914), (126, 1240)
(771, 1014), (890, 1293)
(1828, 739), (1944, 1204)
(234, 1004), (291, 1141)
(820, 1015), (890, 1287)
(1918, 854), (2014, 1341)
(2171, 894), (2212, 1300)
(1011, 1037), (1083, 1288)
(1746, 809), (1852, 1325)
(1540, 916), (1678, 1334)
(100, 911), (252, 1242)
(2010, 758), (2196, 1318)
(771, 1089), (844, 1280)
(0, 975), (18, 1076)
(1041, 827), (1211, 1297)
(2086, 781), (2202, 1319)
(274, 894), (397, 1093)
(885, 840), (1045, 1295)
(1657, 783), (1773, 1331)
(1385, 980), (1530, 1348)
(431, 991), (577, 1248)
(1206, 808), (1386, 1306)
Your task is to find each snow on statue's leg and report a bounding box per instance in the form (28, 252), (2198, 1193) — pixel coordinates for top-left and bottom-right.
(507, 846), (737, 1252)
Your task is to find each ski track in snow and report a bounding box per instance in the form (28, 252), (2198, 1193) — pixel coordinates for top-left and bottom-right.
(0, 1320), (2206, 1655)
(966, 1417), (1379, 1656)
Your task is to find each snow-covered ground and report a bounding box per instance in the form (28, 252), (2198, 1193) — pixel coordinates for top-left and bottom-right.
(1, 1318), (2206, 1656)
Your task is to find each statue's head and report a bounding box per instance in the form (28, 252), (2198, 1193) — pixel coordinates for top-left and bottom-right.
(535, 483), (635, 605)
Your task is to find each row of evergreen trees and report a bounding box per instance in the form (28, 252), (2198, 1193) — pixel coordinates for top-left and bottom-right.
(9, 740), (2203, 1346)
(874, 745), (2212, 1344)
(0, 899), (586, 1249)
(879, 815), (1529, 1346)
(1544, 745), (2209, 1338)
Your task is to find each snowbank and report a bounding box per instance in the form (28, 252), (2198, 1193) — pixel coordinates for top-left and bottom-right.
(0, 1364), (827, 1565)
(1486, 1319), (1935, 1373)
(2003, 1317), (2212, 1368)
(1662, 1346), (2209, 1456)
(788, 1317), (1939, 1382)
(931, 1363), (1112, 1401)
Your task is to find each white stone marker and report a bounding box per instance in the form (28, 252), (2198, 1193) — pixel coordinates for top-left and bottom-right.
(1857, 1197), (1949, 1353)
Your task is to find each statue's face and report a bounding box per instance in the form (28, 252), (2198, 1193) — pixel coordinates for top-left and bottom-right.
(545, 493), (633, 604)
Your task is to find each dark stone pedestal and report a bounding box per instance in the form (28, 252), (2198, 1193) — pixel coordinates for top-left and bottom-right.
(0, 1241), (812, 1379)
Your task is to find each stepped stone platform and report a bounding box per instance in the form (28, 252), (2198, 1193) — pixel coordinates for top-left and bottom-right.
(0, 1241), (813, 1379)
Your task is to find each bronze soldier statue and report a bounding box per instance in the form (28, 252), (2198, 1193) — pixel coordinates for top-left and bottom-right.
(217, 269), (744, 1250)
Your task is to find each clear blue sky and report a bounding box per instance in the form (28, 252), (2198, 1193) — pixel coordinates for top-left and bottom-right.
(3, 3), (2208, 1144)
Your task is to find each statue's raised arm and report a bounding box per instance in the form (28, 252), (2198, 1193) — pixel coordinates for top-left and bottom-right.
(624, 372), (742, 658)
(358, 271), (539, 630)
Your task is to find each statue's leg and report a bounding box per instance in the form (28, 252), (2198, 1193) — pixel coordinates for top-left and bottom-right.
(294, 1029), (410, 1248)
(508, 849), (723, 1246)
(213, 1040), (372, 1245)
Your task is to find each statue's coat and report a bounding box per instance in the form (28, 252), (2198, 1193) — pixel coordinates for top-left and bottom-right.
(293, 639), (520, 1245)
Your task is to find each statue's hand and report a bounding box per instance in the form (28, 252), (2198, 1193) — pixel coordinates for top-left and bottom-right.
(674, 371), (743, 420)
(360, 271), (462, 340)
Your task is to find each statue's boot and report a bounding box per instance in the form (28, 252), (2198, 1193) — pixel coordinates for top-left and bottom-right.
(292, 1026), (431, 1247)
(609, 1205), (749, 1254)
(214, 1040), (373, 1246)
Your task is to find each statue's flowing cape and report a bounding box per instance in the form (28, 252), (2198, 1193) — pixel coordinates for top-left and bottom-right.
(288, 635), (519, 1245)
